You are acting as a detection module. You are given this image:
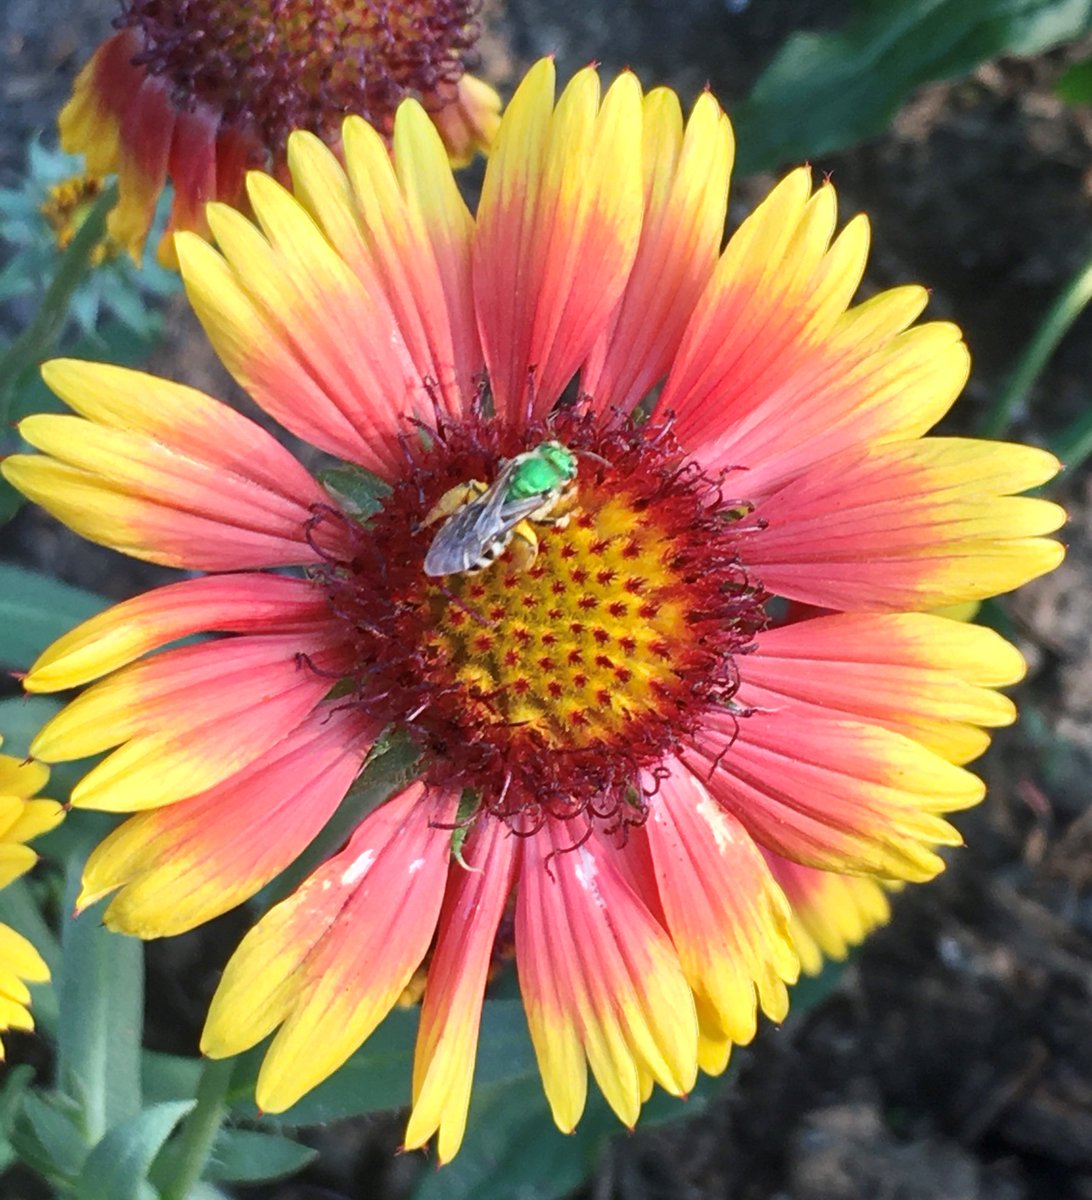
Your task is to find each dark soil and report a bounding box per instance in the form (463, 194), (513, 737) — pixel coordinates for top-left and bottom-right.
(2, 2), (1091, 1199)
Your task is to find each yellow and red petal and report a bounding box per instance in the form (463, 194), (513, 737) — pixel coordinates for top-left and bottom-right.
(640, 763), (798, 1055)
(157, 102), (225, 263)
(25, 574), (330, 693)
(3, 360), (338, 571)
(515, 818), (698, 1133)
(743, 613), (1026, 765)
(405, 818), (517, 1162)
(110, 71), (175, 260)
(763, 851), (892, 977)
(475, 61), (644, 424)
(686, 706), (982, 883)
(340, 106), (481, 415)
(79, 704), (377, 936)
(748, 438), (1065, 612)
(661, 171), (865, 444)
(201, 784), (457, 1112)
(176, 226), (397, 477)
(58, 31), (132, 180)
(426, 73), (503, 168)
(583, 88), (733, 418)
(32, 633), (347, 812)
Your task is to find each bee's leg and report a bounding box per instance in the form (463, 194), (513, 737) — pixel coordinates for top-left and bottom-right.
(538, 512), (572, 531)
(536, 489), (579, 530)
(508, 522), (540, 571)
(466, 531), (515, 574)
(421, 481), (487, 528)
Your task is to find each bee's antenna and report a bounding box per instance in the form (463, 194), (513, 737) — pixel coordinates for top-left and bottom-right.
(573, 448), (609, 467)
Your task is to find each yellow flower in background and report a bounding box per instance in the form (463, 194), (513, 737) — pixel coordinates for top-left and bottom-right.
(59, 0), (502, 265)
(4, 60), (1064, 1160)
(0, 744), (63, 1060)
(39, 173), (122, 265)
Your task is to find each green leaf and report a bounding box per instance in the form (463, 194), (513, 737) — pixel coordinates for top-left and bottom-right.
(411, 964), (845, 1200)
(318, 463), (392, 520)
(12, 1091), (89, 1183)
(411, 1075), (596, 1200)
(733, 0), (1092, 173)
(204, 1129), (317, 1183)
(142, 1053), (204, 1107)
(56, 858), (145, 1145)
(234, 1007), (419, 1125)
(0, 565), (107, 671)
(0, 695), (62, 758)
(0, 475), (23, 525)
(0, 1064), (35, 1173)
(1056, 55), (1092, 103)
(74, 1100), (195, 1200)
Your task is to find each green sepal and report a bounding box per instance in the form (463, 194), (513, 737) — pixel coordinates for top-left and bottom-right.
(317, 464), (391, 522)
(449, 788), (480, 866)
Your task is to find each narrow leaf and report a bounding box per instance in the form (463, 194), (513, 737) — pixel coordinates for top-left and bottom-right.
(205, 1129), (317, 1183)
(0, 565), (107, 671)
(74, 1100), (195, 1200)
(733, 0), (1092, 173)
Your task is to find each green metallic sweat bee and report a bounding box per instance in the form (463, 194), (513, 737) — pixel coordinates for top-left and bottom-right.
(422, 441), (579, 577)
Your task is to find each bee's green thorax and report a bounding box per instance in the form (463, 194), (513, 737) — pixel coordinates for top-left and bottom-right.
(504, 442), (578, 500)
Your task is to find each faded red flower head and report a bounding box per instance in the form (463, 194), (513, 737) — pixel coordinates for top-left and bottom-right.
(59, 0), (501, 264)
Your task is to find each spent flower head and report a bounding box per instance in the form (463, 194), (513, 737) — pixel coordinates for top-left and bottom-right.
(59, 0), (501, 264)
(3, 61), (1064, 1160)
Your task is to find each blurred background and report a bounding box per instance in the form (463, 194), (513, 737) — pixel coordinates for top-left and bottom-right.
(1, 1), (1090, 1198)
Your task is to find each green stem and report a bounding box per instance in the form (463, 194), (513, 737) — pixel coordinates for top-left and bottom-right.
(977, 246), (1092, 440)
(161, 1057), (236, 1200)
(56, 847), (143, 1144)
(0, 182), (118, 419)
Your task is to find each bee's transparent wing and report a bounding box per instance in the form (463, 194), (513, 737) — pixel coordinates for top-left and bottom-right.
(424, 466), (546, 577)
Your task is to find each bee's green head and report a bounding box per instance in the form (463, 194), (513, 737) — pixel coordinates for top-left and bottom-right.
(507, 441), (578, 499)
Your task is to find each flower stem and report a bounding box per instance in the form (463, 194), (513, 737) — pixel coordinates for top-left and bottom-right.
(976, 246), (1092, 440)
(56, 847), (144, 1144)
(161, 1056), (236, 1200)
(0, 181), (118, 420)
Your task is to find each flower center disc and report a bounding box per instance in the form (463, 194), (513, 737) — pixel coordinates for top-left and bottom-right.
(320, 417), (767, 826)
(429, 487), (697, 748)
